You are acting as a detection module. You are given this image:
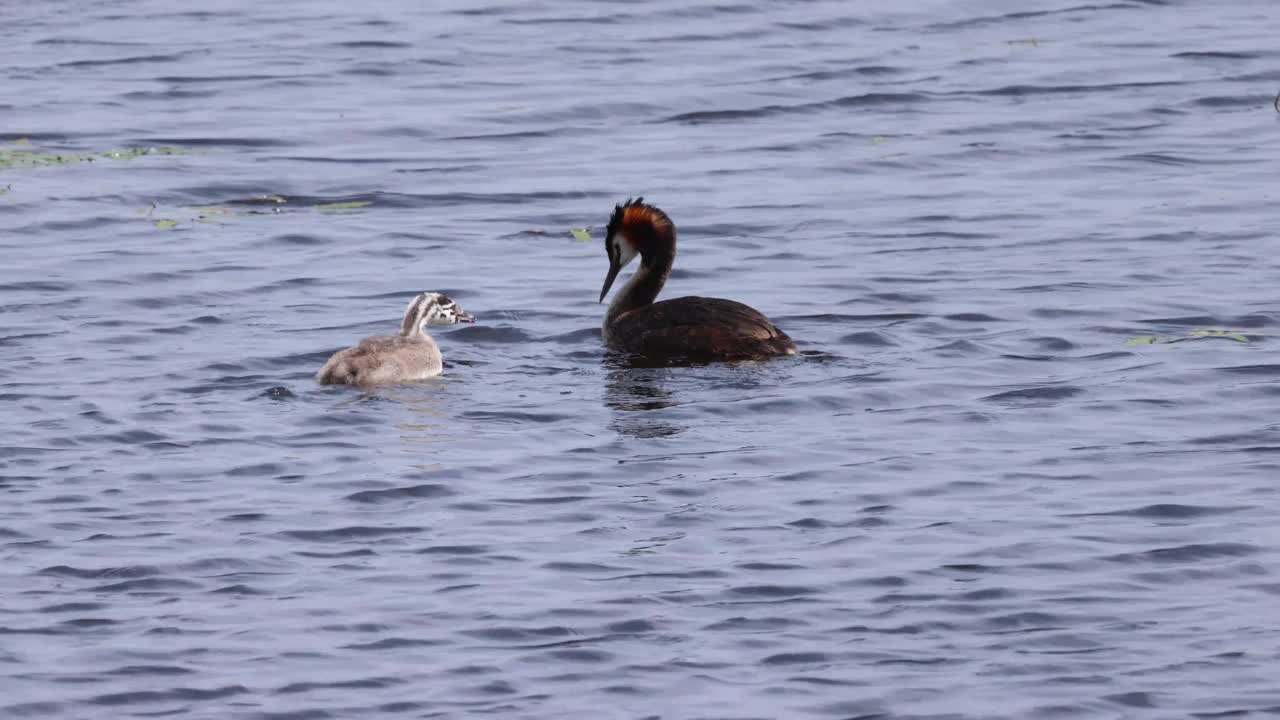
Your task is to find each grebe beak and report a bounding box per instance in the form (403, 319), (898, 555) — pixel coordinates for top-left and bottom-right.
(599, 259), (621, 303)
(457, 310), (476, 323)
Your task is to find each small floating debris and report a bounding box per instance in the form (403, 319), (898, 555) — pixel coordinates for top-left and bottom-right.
(316, 200), (373, 210)
(225, 194), (288, 206)
(262, 386), (295, 400)
(1127, 328), (1251, 345)
(1188, 328), (1249, 342)
(138, 195), (377, 230)
(569, 227), (592, 242)
(0, 139), (187, 171)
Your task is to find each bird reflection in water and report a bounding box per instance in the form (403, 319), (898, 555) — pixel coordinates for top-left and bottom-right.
(350, 384), (460, 471)
(603, 358), (684, 439)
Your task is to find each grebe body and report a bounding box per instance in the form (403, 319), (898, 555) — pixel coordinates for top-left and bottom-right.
(316, 292), (474, 386)
(598, 198), (796, 362)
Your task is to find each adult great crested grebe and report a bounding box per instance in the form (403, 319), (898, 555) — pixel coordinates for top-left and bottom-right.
(598, 198), (796, 362)
(316, 291), (474, 386)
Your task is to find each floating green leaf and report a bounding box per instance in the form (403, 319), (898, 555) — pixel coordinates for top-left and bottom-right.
(1188, 328), (1249, 343)
(154, 218), (178, 230)
(569, 227), (592, 242)
(316, 200), (373, 210)
(1127, 328), (1250, 346)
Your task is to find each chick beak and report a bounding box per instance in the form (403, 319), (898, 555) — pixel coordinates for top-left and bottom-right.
(457, 310), (476, 323)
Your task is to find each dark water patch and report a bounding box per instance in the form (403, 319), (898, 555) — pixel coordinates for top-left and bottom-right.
(1117, 152), (1232, 166)
(727, 584), (819, 598)
(540, 647), (614, 663)
(1104, 543), (1260, 564)
(1216, 364), (1280, 377)
(89, 577), (201, 593)
(122, 88), (220, 101)
(837, 331), (897, 347)
(346, 484), (455, 503)
(1188, 430), (1280, 448)
(543, 327), (602, 344)
(342, 637), (444, 651)
(929, 339), (989, 357)
(140, 135), (293, 148)
(3, 701), (65, 716)
(983, 385), (1085, 404)
(38, 602), (106, 613)
(276, 676), (405, 694)
(59, 617), (118, 628)
(927, 4), (1136, 31)
(211, 584), (270, 595)
(463, 625), (573, 642)
(1104, 691), (1158, 708)
(1172, 50), (1260, 60)
(267, 233), (330, 246)
(1191, 95), (1264, 109)
(225, 462), (287, 478)
(769, 64), (900, 83)
(543, 561), (631, 574)
(1028, 336), (1076, 352)
(450, 325), (535, 344)
(971, 80), (1182, 97)
(0, 625), (62, 636)
(663, 93), (925, 124)
(295, 549), (376, 559)
(762, 651), (830, 665)
(154, 74), (296, 84)
(449, 128), (581, 142)
(221, 513), (268, 522)
(58, 52), (193, 68)
(280, 526), (425, 542)
(457, 410), (574, 424)
(86, 685), (249, 706)
(40, 565), (161, 580)
(417, 544), (489, 555)
(333, 40), (415, 49)
(0, 281), (72, 293)
(1068, 504), (1248, 519)
(106, 664), (194, 676)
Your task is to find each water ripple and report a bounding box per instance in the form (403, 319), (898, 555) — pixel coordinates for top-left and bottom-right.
(3, 0), (1278, 717)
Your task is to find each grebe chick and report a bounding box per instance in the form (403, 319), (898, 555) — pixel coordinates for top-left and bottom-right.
(316, 292), (474, 386)
(598, 198), (796, 362)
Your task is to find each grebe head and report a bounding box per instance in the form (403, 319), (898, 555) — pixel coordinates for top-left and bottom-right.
(599, 197), (675, 303)
(400, 292), (475, 336)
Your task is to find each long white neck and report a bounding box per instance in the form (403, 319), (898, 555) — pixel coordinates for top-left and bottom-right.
(605, 258), (670, 327)
(401, 296), (434, 339)
(606, 266), (642, 325)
